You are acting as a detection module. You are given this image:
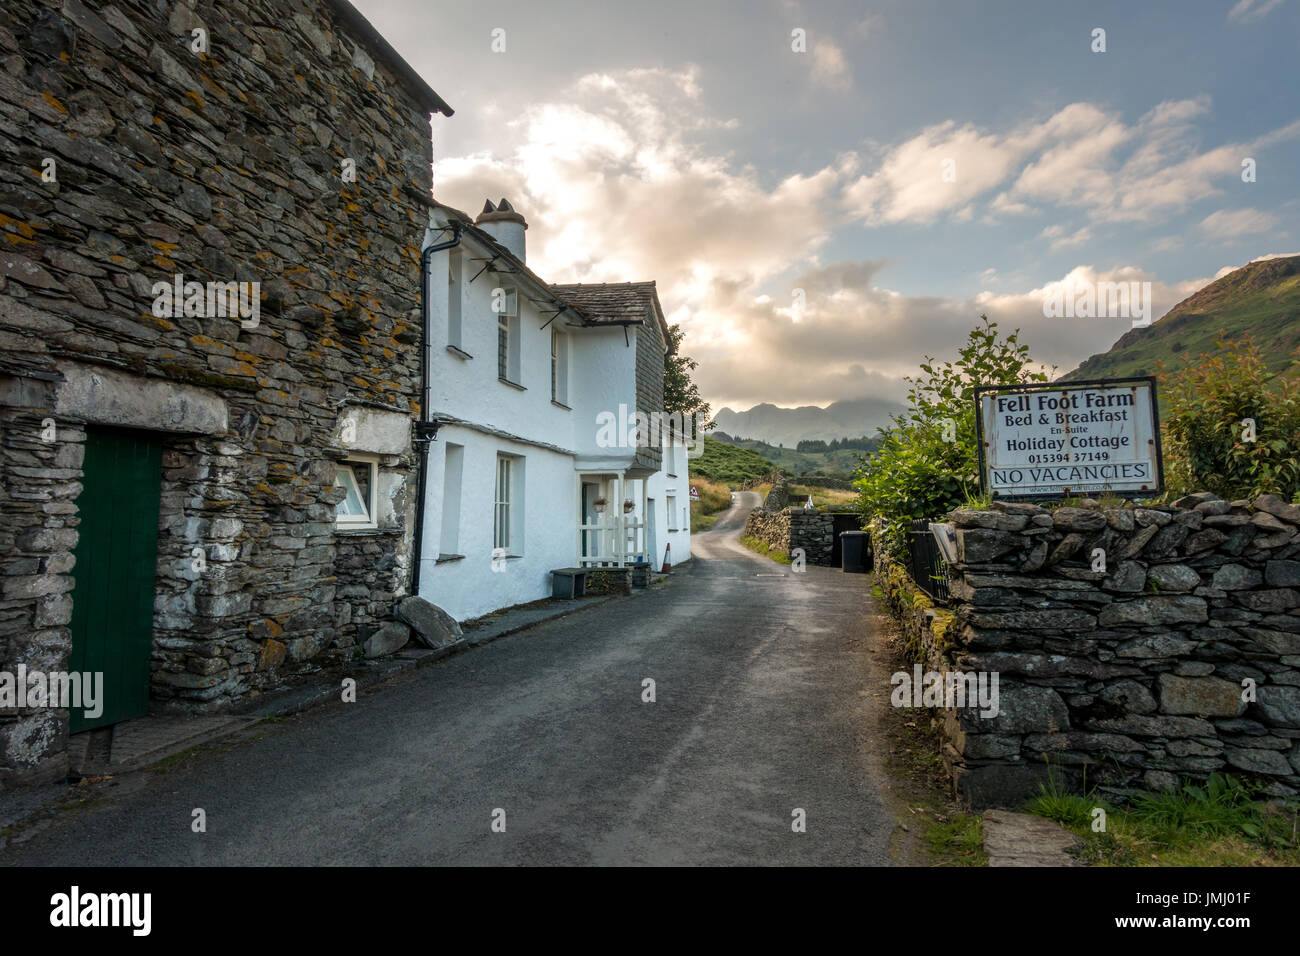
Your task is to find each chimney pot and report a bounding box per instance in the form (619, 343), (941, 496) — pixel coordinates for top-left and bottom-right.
(474, 198), (528, 262)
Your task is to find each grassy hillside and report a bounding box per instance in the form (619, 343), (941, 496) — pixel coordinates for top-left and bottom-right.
(689, 435), (778, 485)
(1060, 255), (1300, 386)
(711, 433), (881, 478)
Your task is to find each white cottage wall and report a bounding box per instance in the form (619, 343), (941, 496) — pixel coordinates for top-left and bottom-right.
(419, 425), (579, 621)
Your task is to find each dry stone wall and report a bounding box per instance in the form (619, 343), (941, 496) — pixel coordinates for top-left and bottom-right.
(924, 492), (1300, 808)
(743, 507), (835, 565)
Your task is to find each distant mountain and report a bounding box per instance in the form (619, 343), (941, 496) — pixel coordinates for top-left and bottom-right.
(710, 396), (903, 448)
(1060, 255), (1300, 384)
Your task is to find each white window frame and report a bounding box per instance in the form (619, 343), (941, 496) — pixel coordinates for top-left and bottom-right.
(666, 494), (678, 531)
(494, 455), (512, 552)
(447, 250), (463, 349)
(440, 443), (464, 557)
(498, 312), (511, 381)
(495, 285), (521, 384)
(335, 455), (379, 531)
(551, 327), (569, 405)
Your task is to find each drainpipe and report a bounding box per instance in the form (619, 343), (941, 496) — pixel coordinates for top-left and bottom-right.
(412, 219), (463, 597)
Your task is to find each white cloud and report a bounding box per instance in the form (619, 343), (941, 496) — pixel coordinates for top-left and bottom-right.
(1199, 207), (1282, 239)
(696, 260), (1217, 408)
(844, 121), (1023, 224)
(1041, 225), (1093, 250)
(810, 38), (852, 91)
(1228, 0), (1286, 22)
(431, 68), (1259, 411)
(844, 97), (1300, 227)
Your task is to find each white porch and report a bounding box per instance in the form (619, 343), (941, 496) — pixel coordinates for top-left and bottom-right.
(576, 471), (651, 568)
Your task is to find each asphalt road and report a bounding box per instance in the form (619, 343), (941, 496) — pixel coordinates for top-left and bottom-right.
(4, 491), (908, 866)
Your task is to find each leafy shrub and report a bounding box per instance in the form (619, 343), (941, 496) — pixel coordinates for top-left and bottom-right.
(854, 316), (1050, 557)
(1158, 334), (1300, 502)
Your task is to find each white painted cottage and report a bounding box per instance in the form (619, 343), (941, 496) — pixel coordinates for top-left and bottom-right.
(416, 199), (692, 621)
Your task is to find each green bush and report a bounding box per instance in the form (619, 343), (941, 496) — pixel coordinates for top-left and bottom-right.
(1159, 334), (1300, 502)
(854, 316), (1050, 557)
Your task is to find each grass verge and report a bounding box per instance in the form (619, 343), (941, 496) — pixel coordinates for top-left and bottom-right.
(691, 512), (719, 533)
(739, 534), (791, 564)
(1025, 770), (1300, 866)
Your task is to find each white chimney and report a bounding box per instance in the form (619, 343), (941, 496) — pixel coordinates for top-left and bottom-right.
(474, 198), (527, 262)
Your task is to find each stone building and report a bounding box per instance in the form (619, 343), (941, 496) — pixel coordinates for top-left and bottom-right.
(0, 0), (452, 785)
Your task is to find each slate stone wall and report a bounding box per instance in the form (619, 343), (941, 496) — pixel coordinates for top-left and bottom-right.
(0, 0), (438, 784)
(923, 493), (1300, 808)
(743, 507), (835, 565)
(632, 316), (664, 473)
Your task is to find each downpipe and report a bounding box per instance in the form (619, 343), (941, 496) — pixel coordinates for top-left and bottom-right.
(412, 219), (463, 597)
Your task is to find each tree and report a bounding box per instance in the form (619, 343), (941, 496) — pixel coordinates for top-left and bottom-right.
(663, 324), (714, 429)
(855, 315), (1051, 556)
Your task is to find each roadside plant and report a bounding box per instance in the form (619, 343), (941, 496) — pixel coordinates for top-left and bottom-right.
(855, 315), (1050, 557)
(1158, 334), (1300, 502)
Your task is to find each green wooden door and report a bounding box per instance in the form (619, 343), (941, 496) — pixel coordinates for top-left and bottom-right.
(68, 428), (163, 733)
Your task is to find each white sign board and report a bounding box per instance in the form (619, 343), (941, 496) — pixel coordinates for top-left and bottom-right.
(975, 378), (1162, 500)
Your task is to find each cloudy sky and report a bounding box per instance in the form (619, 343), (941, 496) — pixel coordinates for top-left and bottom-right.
(357, 0), (1300, 412)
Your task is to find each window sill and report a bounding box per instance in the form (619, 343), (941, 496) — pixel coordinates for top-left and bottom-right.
(446, 345), (472, 360)
(436, 553), (465, 564)
(336, 526), (391, 536)
(551, 399), (571, 410)
(498, 377), (526, 391)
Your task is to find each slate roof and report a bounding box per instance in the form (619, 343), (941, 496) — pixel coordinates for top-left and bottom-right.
(429, 202), (669, 342)
(550, 282), (669, 341)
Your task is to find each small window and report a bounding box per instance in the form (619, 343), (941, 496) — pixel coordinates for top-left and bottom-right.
(495, 286), (521, 383)
(447, 250), (463, 348)
(440, 443), (464, 556)
(494, 456), (512, 551)
(551, 328), (568, 404)
(498, 314), (510, 381)
(335, 457), (378, 530)
(666, 494), (678, 531)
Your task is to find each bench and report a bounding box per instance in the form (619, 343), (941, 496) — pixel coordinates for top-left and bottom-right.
(551, 567), (589, 599)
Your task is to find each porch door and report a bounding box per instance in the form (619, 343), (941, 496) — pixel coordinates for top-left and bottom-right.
(580, 481), (599, 558)
(68, 428), (163, 733)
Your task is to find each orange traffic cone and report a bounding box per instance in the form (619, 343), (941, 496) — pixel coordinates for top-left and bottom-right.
(662, 543), (672, 572)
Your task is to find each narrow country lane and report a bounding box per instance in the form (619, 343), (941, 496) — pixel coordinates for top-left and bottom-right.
(3, 492), (909, 866)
